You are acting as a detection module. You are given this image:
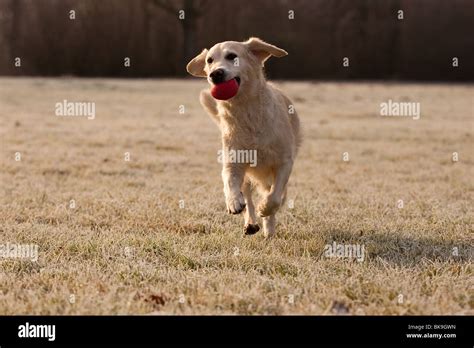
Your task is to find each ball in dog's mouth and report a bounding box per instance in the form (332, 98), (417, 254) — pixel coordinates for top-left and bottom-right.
(211, 77), (240, 100)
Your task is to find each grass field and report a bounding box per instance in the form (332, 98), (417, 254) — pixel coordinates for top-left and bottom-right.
(0, 78), (472, 315)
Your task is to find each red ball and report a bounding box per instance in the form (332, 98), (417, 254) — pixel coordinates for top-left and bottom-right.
(211, 78), (239, 100)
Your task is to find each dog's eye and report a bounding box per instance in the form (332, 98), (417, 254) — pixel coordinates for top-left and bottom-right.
(225, 53), (237, 61)
(206, 57), (213, 64)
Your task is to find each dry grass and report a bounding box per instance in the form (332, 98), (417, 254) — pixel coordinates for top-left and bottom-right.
(0, 78), (472, 315)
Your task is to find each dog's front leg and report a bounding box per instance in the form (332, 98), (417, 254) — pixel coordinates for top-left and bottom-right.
(222, 163), (246, 214)
(258, 160), (293, 217)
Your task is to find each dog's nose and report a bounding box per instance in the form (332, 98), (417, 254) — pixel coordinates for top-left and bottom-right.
(210, 69), (225, 84)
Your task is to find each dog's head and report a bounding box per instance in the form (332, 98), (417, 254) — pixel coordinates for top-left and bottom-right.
(186, 38), (287, 100)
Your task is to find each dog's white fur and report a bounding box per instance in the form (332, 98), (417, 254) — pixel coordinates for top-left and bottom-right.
(187, 38), (301, 238)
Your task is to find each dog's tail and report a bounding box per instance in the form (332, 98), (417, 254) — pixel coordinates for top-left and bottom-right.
(281, 93), (303, 152)
(290, 110), (302, 152)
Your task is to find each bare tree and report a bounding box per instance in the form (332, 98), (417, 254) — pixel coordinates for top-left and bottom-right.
(151, 0), (209, 74)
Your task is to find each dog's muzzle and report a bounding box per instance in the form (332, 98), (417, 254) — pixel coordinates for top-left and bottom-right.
(210, 69), (225, 84)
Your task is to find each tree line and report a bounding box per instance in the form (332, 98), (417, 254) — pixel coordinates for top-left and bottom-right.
(0, 0), (472, 80)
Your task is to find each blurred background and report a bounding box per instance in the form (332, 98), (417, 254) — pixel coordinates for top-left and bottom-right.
(0, 0), (472, 80)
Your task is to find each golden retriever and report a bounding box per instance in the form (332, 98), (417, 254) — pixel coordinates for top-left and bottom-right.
(186, 37), (301, 238)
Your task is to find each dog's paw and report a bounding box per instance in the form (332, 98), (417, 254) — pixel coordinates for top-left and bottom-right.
(244, 223), (260, 235)
(257, 195), (281, 217)
(226, 192), (246, 214)
(263, 229), (276, 239)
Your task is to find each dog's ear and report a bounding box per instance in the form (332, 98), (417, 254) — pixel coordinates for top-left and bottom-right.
(244, 37), (288, 66)
(186, 49), (208, 77)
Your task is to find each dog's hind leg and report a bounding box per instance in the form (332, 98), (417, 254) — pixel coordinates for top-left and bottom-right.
(281, 185), (288, 207)
(242, 179), (260, 235)
(258, 161), (293, 217)
(262, 214), (276, 239)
